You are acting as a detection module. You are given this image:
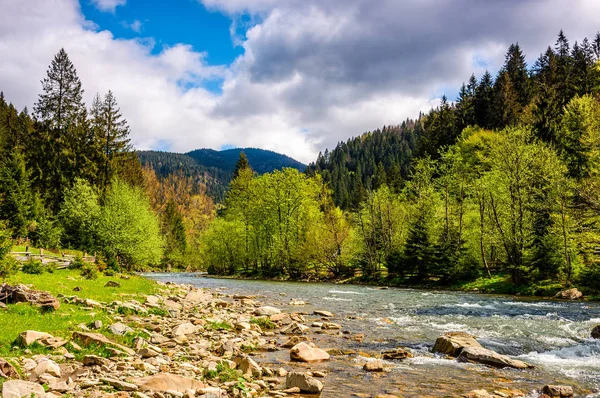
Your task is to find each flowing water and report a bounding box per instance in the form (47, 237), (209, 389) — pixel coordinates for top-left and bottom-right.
(144, 273), (600, 397)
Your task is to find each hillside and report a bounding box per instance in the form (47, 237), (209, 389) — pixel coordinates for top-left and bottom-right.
(138, 147), (306, 202)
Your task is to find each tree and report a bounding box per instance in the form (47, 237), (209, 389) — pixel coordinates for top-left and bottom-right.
(96, 180), (163, 269)
(91, 90), (132, 193)
(0, 151), (33, 238)
(232, 151), (250, 180)
(59, 178), (100, 251)
(504, 43), (530, 107)
(32, 48), (88, 209)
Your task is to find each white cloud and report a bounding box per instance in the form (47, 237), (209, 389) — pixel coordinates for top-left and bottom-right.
(1, 0), (599, 164)
(90, 0), (126, 13)
(121, 19), (142, 33)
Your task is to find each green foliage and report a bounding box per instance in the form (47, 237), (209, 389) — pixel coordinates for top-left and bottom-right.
(0, 151), (33, 238)
(59, 179), (100, 250)
(96, 179), (163, 270)
(80, 263), (99, 280)
(208, 321), (232, 331)
(250, 317), (275, 330)
(0, 256), (19, 280)
(204, 363), (241, 382)
(68, 255), (85, 270)
(21, 259), (44, 275)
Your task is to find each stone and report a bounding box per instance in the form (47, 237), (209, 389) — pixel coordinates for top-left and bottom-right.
(2, 380), (46, 398)
(92, 320), (103, 330)
(363, 359), (384, 372)
(457, 346), (533, 369)
(466, 390), (493, 398)
(235, 356), (262, 378)
(281, 335), (310, 348)
(382, 348), (413, 360)
(0, 284), (60, 311)
(138, 348), (160, 358)
(254, 306), (281, 316)
(432, 331), (482, 357)
(72, 331), (135, 355)
(105, 281), (121, 288)
(322, 322), (341, 330)
(110, 322), (133, 336)
(144, 295), (160, 307)
(102, 378), (139, 391)
(31, 359), (61, 379)
(130, 373), (205, 393)
(591, 325), (600, 339)
(555, 288), (583, 300)
(172, 322), (198, 337)
(0, 358), (19, 379)
(235, 322), (251, 331)
(83, 355), (110, 367)
(289, 299), (306, 306)
(314, 310), (333, 317)
(285, 372), (323, 394)
(290, 342), (330, 362)
(17, 330), (54, 347)
(185, 290), (212, 303)
(281, 322), (310, 335)
(541, 385), (574, 397)
(0, 302), (7, 310)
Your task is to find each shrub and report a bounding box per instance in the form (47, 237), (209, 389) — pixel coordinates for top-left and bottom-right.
(0, 256), (19, 279)
(80, 264), (99, 280)
(22, 258), (44, 274)
(103, 268), (115, 276)
(69, 255), (85, 269)
(250, 317), (276, 330)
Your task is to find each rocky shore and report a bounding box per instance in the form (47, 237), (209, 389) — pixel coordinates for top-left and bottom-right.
(0, 279), (592, 398)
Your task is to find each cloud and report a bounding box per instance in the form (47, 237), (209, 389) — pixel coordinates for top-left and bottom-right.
(90, 0), (126, 13)
(121, 19), (142, 33)
(1, 0), (599, 164)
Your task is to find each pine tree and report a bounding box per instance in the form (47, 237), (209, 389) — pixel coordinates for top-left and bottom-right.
(504, 43), (530, 107)
(92, 90), (132, 193)
(0, 151), (33, 238)
(232, 151), (251, 180)
(475, 71), (494, 128)
(491, 71), (520, 128)
(32, 48), (87, 209)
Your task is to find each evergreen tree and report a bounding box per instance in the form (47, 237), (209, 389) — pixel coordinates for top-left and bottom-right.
(0, 151), (33, 238)
(491, 71), (520, 128)
(232, 151), (251, 180)
(504, 43), (530, 107)
(474, 71), (494, 128)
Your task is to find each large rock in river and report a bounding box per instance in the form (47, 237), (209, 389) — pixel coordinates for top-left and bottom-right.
(591, 325), (600, 339)
(541, 385), (574, 397)
(290, 342), (330, 362)
(457, 346), (533, 369)
(432, 332), (482, 357)
(555, 288), (583, 300)
(285, 372), (323, 394)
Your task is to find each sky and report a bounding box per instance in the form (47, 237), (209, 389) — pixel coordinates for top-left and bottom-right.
(1, 0), (599, 164)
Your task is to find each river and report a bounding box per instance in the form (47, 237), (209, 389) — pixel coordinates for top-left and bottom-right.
(144, 273), (600, 397)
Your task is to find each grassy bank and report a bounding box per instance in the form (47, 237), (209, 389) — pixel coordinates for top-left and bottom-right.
(0, 269), (159, 357)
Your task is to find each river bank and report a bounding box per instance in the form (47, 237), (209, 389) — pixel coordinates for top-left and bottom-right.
(1, 270), (598, 397)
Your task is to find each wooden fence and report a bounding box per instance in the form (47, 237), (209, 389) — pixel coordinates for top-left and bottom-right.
(8, 249), (96, 268)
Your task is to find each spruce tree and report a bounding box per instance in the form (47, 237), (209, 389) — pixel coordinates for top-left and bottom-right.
(232, 151), (250, 180)
(504, 43), (530, 107)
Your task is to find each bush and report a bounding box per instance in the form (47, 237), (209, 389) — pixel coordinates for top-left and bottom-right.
(80, 263), (99, 280)
(0, 256), (19, 279)
(250, 317), (276, 330)
(69, 255), (85, 269)
(22, 258), (44, 274)
(103, 268), (115, 276)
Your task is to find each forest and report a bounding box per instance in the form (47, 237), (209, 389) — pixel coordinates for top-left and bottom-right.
(2, 30), (600, 295)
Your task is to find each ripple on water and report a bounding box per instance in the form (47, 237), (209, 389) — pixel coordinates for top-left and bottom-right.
(328, 289), (366, 295)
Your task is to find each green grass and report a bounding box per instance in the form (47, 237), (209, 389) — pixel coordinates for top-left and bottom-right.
(204, 363), (241, 382)
(0, 269), (159, 357)
(250, 317), (276, 330)
(208, 321), (232, 331)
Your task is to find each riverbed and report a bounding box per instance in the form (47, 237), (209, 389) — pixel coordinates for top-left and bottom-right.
(144, 273), (600, 397)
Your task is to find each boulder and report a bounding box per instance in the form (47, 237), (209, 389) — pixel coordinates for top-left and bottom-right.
(322, 322), (341, 330)
(109, 322), (133, 336)
(289, 299), (306, 306)
(281, 322), (310, 335)
(254, 306), (281, 316)
(432, 331), (482, 357)
(457, 346), (533, 369)
(130, 373), (205, 393)
(541, 385), (574, 397)
(0, 358), (19, 379)
(591, 325), (600, 339)
(31, 359), (61, 379)
(83, 355), (110, 367)
(285, 372), (323, 394)
(102, 378), (138, 391)
(17, 330), (54, 347)
(0, 284), (60, 311)
(171, 322), (198, 337)
(382, 348), (413, 360)
(281, 335), (310, 348)
(104, 281), (121, 288)
(363, 359), (384, 372)
(2, 380), (46, 398)
(235, 356), (262, 378)
(314, 310), (333, 317)
(144, 295), (160, 307)
(184, 290), (212, 303)
(72, 331), (135, 355)
(290, 342), (330, 362)
(555, 288), (583, 300)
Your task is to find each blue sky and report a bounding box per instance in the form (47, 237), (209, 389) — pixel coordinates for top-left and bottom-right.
(81, 0), (243, 65)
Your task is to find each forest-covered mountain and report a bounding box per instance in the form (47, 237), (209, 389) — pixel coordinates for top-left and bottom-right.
(138, 148), (306, 201)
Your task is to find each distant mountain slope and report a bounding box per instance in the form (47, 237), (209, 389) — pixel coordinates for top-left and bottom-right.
(138, 147), (306, 202)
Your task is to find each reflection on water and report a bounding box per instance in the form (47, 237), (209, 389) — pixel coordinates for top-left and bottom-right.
(144, 273), (600, 397)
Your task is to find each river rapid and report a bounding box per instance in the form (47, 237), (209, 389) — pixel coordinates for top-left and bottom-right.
(144, 273), (600, 397)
